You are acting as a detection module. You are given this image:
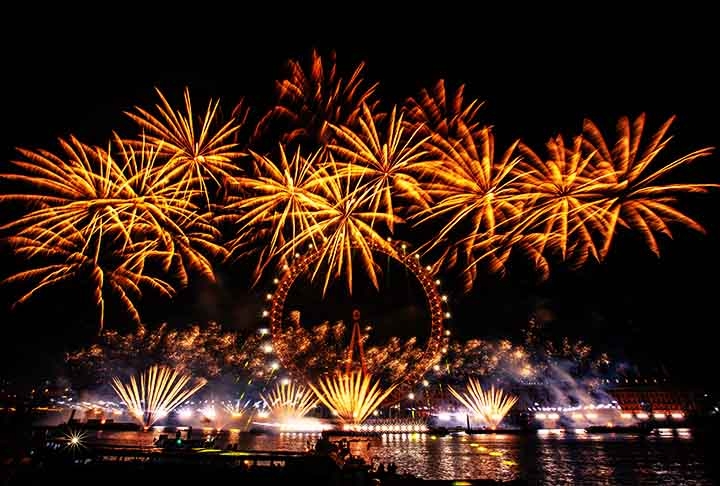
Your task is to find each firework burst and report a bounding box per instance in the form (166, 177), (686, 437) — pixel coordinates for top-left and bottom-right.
(581, 114), (715, 258)
(224, 399), (252, 418)
(309, 370), (398, 425)
(125, 87), (245, 206)
(516, 134), (614, 266)
(0, 135), (224, 328)
(257, 49), (379, 148)
(260, 382), (318, 421)
(3, 226), (174, 329)
(413, 125), (529, 289)
(222, 146), (328, 277)
(329, 104), (439, 230)
(449, 378), (518, 429)
(281, 157), (397, 294)
(404, 79), (485, 139)
(111, 364), (206, 429)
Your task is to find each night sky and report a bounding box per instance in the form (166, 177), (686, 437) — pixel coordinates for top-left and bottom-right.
(1, 9), (718, 386)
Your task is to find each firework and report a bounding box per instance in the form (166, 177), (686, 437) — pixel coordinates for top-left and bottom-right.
(257, 49), (378, 148)
(404, 79), (485, 139)
(62, 429), (89, 454)
(224, 399), (252, 418)
(0, 135), (181, 244)
(111, 364), (206, 429)
(581, 114), (715, 258)
(125, 87), (245, 206)
(279, 156), (397, 294)
(222, 146), (328, 277)
(0, 135), (224, 328)
(66, 321), (245, 382)
(329, 104), (438, 230)
(448, 379), (518, 429)
(309, 370), (398, 425)
(413, 124), (529, 290)
(516, 134), (615, 266)
(260, 382), (318, 421)
(3, 226), (174, 329)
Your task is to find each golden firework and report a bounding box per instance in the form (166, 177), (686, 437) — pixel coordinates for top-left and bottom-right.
(257, 49), (378, 147)
(309, 370), (398, 425)
(449, 378), (518, 429)
(404, 79), (485, 139)
(582, 114), (715, 258)
(3, 226), (175, 329)
(125, 87), (245, 206)
(111, 364), (206, 429)
(222, 146), (328, 277)
(260, 382), (318, 421)
(280, 156), (397, 294)
(517, 134), (614, 266)
(413, 124), (528, 290)
(329, 103), (439, 230)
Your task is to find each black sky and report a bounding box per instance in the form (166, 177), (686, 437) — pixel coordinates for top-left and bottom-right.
(1, 8), (718, 385)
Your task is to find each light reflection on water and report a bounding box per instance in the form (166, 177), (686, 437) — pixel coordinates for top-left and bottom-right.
(80, 429), (715, 484)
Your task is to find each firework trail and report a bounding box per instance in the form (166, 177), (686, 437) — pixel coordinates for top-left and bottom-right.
(111, 364), (206, 429)
(449, 378), (518, 429)
(310, 370), (398, 425)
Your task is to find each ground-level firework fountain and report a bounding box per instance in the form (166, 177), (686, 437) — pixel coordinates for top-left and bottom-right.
(449, 378), (518, 430)
(111, 365), (206, 429)
(310, 369), (398, 428)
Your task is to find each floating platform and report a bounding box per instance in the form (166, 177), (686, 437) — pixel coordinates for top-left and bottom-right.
(464, 428), (528, 435)
(585, 425), (652, 434)
(321, 430), (382, 438)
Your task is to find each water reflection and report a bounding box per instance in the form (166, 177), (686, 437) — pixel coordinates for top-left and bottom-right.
(78, 429), (714, 484)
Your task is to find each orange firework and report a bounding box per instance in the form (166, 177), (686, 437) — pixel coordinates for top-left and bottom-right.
(0, 135), (224, 328)
(260, 382), (318, 421)
(413, 124), (529, 290)
(279, 156), (397, 294)
(309, 370), (398, 425)
(125, 87), (245, 206)
(449, 379), (518, 429)
(404, 79), (485, 139)
(516, 134), (614, 266)
(3, 226), (174, 329)
(582, 114), (716, 258)
(257, 49), (379, 148)
(329, 104), (439, 230)
(112, 364), (206, 429)
(222, 146), (329, 278)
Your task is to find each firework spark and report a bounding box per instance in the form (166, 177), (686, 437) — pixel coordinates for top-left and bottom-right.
(222, 146), (328, 277)
(404, 79), (485, 139)
(329, 104), (438, 230)
(0, 135), (224, 328)
(449, 379), (518, 429)
(516, 134), (616, 266)
(125, 87), (245, 206)
(309, 370), (398, 425)
(581, 114), (715, 258)
(280, 157), (397, 294)
(224, 399), (252, 418)
(111, 364), (206, 429)
(3, 226), (174, 329)
(260, 382), (318, 421)
(257, 49), (378, 148)
(413, 125), (528, 290)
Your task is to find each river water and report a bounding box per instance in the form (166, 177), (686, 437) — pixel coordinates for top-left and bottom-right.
(76, 427), (717, 484)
